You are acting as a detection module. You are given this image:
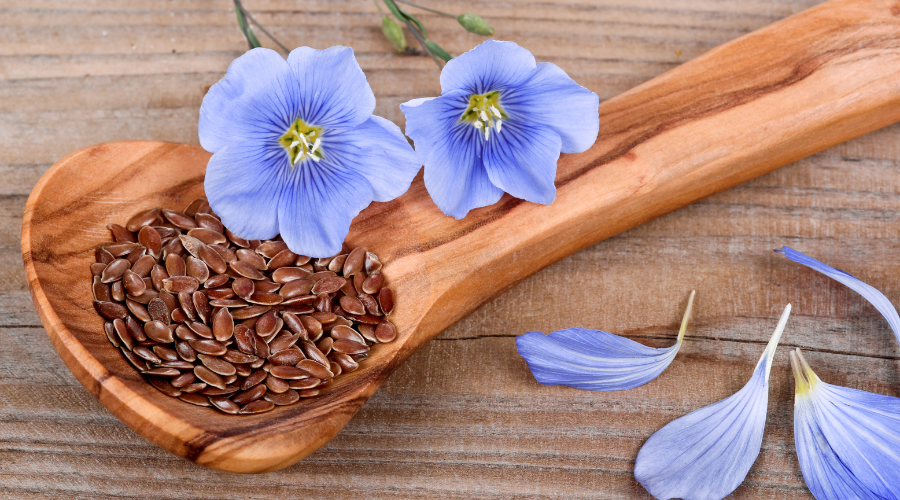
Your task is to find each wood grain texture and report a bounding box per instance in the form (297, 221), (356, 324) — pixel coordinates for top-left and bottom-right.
(6, 0), (900, 496)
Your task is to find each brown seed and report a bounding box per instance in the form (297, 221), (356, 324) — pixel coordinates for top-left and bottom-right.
(282, 313), (309, 339)
(143, 367), (181, 377)
(158, 290), (179, 315)
(212, 307), (234, 342)
(242, 370), (268, 391)
(91, 262), (106, 276)
(121, 348), (147, 371)
(298, 389), (321, 398)
(161, 237), (185, 258)
(198, 354), (237, 377)
(172, 307), (188, 324)
(239, 400), (275, 414)
(104, 321), (119, 347)
(187, 228), (226, 246)
(205, 273), (229, 288)
(178, 292), (197, 320)
(233, 383), (267, 404)
(340, 278), (358, 298)
(327, 254), (348, 273)
(187, 320), (214, 339)
(268, 249), (297, 270)
(125, 246), (146, 265)
(375, 320), (397, 343)
(165, 254), (186, 277)
(330, 352), (360, 373)
(254, 335), (270, 359)
(231, 305), (271, 320)
(332, 339), (369, 355)
(192, 291), (211, 323)
(194, 365), (226, 390)
(183, 198), (205, 217)
(358, 323), (377, 343)
(188, 339), (227, 356)
(180, 383), (207, 393)
(265, 374), (290, 394)
(178, 234), (204, 258)
(361, 272), (385, 295)
(138, 225), (162, 257)
(269, 365), (308, 380)
(146, 298), (168, 323)
(272, 267), (311, 283)
(147, 377), (182, 397)
(313, 256), (333, 271)
(110, 281), (126, 301)
(175, 341), (197, 362)
(358, 293), (381, 316)
(92, 276), (112, 302)
(279, 278), (314, 299)
(150, 264), (169, 290)
(101, 259), (130, 283)
(316, 337), (333, 356)
(295, 254), (312, 266)
(342, 247), (367, 276)
(331, 325), (366, 344)
(225, 228), (249, 247)
(265, 389), (299, 405)
(108, 223), (136, 243)
(365, 252), (383, 275)
(179, 393), (212, 406)
(94, 300), (128, 320)
(231, 277), (254, 299)
(222, 349), (258, 365)
(312, 311), (337, 324)
(170, 372), (197, 388)
(314, 293), (332, 313)
(256, 241), (288, 259)
(288, 378), (321, 390)
(144, 320), (174, 343)
(236, 248), (268, 270)
(103, 242), (140, 258)
(208, 396), (240, 414)
(252, 310), (276, 337)
(159, 360), (195, 370)
(233, 324), (257, 354)
(269, 348), (304, 366)
(299, 316), (323, 339)
(198, 385), (239, 396)
(199, 244), (228, 274)
(162, 209), (198, 230)
(234, 363), (252, 377)
(329, 361), (342, 377)
(208, 297), (243, 307)
(131, 255), (155, 278)
(113, 318), (134, 350)
(194, 213), (224, 233)
(351, 314), (382, 325)
(163, 276), (200, 294)
(125, 207), (160, 232)
(253, 280), (281, 294)
(133, 345), (162, 364)
(209, 244), (237, 264)
(175, 325), (198, 341)
(95, 246), (115, 265)
(246, 292), (283, 306)
(339, 295), (365, 316)
(298, 359), (333, 379)
(270, 333), (302, 354)
(353, 272), (367, 294)
(186, 256), (210, 283)
(126, 315), (147, 341)
(230, 260), (265, 280)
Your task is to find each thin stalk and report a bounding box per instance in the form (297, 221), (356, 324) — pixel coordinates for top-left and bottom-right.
(394, 0), (456, 18)
(401, 17), (443, 68)
(234, 0), (290, 56)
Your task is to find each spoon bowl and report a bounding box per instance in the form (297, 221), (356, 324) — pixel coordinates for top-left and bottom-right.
(21, 0), (900, 472)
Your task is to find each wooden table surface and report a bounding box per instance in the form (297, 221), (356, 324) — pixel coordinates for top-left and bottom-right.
(5, 0), (900, 498)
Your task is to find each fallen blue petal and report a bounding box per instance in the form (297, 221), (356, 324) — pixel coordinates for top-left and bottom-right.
(776, 246), (900, 345)
(634, 304), (792, 500)
(516, 291), (694, 391)
(791, 348), (900, 500)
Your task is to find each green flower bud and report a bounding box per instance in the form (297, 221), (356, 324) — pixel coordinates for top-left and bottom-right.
(424, 40), (452, 62)
(457, 13), (494, 36)
(381, 15), (407, 52)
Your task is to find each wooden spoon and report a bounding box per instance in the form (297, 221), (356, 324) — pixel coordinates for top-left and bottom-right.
(22, 0), (900, 473)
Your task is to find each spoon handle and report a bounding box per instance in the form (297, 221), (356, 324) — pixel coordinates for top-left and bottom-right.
(383, 0), (900, 345)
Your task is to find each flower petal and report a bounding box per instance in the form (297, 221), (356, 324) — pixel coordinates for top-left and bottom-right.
(324, 116), (420, 202)
(204, 142), (286, 240)
(286, 46), (376, 129)
(517, 291), (695, 391)
(634, 304), (791, 500)
(482, 120), (561, 205)
(776, 246), (900, 345)
(501, 62), (600, 153)
(277, 153), (375, 258)
(401, 91), (503, 219)
(791, 348), (900, 500)
(199, 48), (298, 153)
(440, 40), (537, 95)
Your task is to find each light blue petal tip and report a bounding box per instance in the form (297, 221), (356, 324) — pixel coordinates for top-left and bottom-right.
(791, 349), (900, 500)
(777, 246), (900, 346)
(516, 292), (694, 392)
(634, 307), (788, 500)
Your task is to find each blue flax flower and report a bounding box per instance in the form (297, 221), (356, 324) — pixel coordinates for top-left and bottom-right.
(199, 47), (420, 257)
(776, 245), (900, 345)
(400, 40), (600, 219)
(790, 348), (900, 500)
(516, 291), (695, 391)
(634, 304), (792, 500)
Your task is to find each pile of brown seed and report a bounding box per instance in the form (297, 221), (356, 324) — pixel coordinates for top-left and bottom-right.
(90, 197), (395, 415)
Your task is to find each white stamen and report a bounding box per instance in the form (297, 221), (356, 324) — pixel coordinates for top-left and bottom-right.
(293, 153), (302, 165)
(308, 153), (320, 162)
(299, 133), (310, 149)
(490, 105), (501, 118)
(484, 127), (491, 141)
(474, 120), (483, 129)
(495, 119), (502, 133)
(479, 110), (489, 121)
(289, 140), (300, 149)
(311, 138), (321, 153)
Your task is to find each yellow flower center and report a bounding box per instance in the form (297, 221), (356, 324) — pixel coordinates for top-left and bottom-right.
(279, 118), (324, 167)
(459, 91), (506, 141)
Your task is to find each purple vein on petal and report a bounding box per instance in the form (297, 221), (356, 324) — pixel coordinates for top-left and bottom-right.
(776, 246), (900, 346)
(515, 291), (695, 391)
(633, 304), (791, 500)
(791, 348), (900, 500)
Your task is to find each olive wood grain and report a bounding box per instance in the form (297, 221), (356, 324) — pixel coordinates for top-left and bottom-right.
(21, 0), (900, 473)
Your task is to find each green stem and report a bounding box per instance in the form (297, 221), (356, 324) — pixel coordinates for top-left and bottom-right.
(401, 17), (443, 68)
(234, 0), (290, 55)
(394, 0), (456, 18)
